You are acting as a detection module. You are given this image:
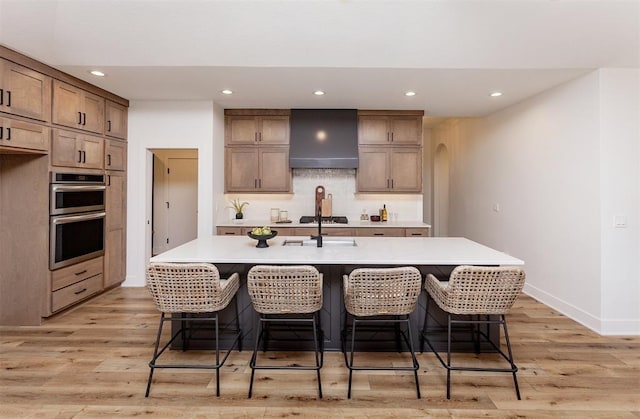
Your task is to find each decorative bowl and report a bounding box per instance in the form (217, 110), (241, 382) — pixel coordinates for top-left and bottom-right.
(247, 230), (278, 248)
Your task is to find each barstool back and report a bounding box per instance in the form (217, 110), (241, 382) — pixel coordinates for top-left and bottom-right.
(247, 265), (322, 314)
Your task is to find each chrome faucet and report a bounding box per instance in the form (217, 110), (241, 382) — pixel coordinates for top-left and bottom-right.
(310, 204), (323, 247)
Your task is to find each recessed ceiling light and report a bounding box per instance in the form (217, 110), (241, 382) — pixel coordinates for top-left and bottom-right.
(490, 92), (503, 97)
(405, 91), (416, 97)
(90, 70), (105, 77)
(313, 90), (325, 96)
(221, 89), (233, 95)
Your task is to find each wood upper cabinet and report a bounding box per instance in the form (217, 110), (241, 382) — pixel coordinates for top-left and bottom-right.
(225, 110), (290, 145)
(105, 138), (126, 171)
(104, 171), (126, 288)
(0, 117), (49, 152)
(51, 129), (104, 169)
(52, 80), (105, 134)
(358, 111), (423, 146)
(0, 58), (52, 122)
(105, 100), (128, 139)
(357, 146), (422, 193)
(225, 146), (291, 192)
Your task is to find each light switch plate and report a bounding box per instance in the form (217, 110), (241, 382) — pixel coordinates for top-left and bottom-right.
(614, 215), (627, 228)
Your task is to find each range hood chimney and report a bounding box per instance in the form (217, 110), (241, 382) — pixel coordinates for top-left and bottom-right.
(289, 109), (358, 169)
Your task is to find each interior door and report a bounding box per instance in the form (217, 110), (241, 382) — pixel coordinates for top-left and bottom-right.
(167, 157), (198, 249)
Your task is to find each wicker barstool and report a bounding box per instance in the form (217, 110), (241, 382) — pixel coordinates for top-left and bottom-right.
(342, 266), (422, 399)
(246, 265), (324, 398)
(420, 265), (525, 399)
(145, 263), (242, 397)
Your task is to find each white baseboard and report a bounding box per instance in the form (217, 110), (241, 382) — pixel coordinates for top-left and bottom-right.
(523, 284), (640, 336)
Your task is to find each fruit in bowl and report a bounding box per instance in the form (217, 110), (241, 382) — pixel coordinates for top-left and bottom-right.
(250, 226), (272, 236)
(247, 226), (278, 247)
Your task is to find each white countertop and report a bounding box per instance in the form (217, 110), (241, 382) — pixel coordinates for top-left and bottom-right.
(150, 235), (523, 266)
(217, 219), (431, 228)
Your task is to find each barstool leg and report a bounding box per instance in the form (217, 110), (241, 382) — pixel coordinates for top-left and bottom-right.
(502, 315), (521, 400)
(145, 313), (165, 397)
(312, 315), (323, 399)
(214, 312), (220, 397)
(446, 314), (452, 400)
(348, 316), (357, 399)
(420, 294), (431, 353)
(248, 317), (264, 398)
(405, 316), (421, 399)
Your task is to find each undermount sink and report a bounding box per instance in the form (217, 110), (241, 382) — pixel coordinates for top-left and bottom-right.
(282, 238), (357, 247)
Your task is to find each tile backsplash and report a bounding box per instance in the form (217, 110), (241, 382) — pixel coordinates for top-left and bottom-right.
(220, 169), (423, 223)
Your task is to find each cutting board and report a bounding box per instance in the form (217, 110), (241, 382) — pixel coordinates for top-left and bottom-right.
(315, 186), (325, 214)
(321, 193), (332, 217)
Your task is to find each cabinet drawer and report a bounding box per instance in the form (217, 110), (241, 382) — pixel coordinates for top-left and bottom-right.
(217, 227), (243, 236)
(295, 227), (355, 237)
(51, 273), (102, 312)
(405, 228), (430, 237)
(52, 256), (103, 291)
(356, 227), (405, 237)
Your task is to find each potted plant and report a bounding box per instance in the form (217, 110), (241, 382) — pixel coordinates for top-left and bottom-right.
(228, 198), (249, 219)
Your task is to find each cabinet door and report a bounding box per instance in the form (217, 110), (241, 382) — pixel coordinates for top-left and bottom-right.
(258, 147), (290, 192)
(0, 117), (49, 152)
(356, 228), (405, 237)
(225, 147), (259, 191)
(105, 139), (126, 171)
(106, 171), (126, 231)
(80, 135), (104, 169)
(259, 116), (289, 145)
(0, 58), (51, 122)
(81, 91), (105, 134)
(105, 101), (128, 139)
(357, 147), (390, 192)
(52, 80), (83, 129)
(51, 129), (82, 167)
(225, 116), (258, 145)
(390, 116), (422, 145)
(105, 171), (126, 288)
(358, 115), (389, 145)
(390, 148), (422, 192)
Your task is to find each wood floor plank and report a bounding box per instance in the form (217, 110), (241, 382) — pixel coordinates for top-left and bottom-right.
(0, 287), (638, 418)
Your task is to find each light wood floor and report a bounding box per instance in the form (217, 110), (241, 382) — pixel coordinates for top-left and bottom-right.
(1, 287), (638, 418)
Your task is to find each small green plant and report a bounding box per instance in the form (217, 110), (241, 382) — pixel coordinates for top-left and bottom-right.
(228, 198), (249, 215)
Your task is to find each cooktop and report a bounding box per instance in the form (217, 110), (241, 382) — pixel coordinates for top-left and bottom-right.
(299, 216), (349, 224)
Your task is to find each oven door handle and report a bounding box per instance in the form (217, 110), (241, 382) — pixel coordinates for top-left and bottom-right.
(51, 184), (106, 193)
(51, 211), (106, 225)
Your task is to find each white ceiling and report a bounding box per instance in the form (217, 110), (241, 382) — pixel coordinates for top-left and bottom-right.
(1, 0), (638, 116)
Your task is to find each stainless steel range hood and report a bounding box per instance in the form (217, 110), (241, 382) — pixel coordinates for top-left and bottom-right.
(289, 109), (358, 169)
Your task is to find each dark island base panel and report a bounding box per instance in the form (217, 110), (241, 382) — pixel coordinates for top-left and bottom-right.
(170, 264), (499, 352)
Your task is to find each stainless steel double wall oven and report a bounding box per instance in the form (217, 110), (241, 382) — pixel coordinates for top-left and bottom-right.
(49, 172), (106, 270)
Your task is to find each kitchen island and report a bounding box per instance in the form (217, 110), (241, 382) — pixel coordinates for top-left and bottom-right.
(150, 235), (524, 351)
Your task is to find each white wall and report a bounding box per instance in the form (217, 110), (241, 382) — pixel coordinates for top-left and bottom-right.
(598, 69), (640, 334)
(126, 101), (217, 286)
(433, 69), (639, 334)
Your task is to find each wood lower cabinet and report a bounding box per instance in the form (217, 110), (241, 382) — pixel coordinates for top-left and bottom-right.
(357, 146), (422, 193)
(105, 138), (126, 171)
(217, 226), (428, 237)
(225, 146), (291, 192)
(49, 256), (103, 313)
(0, 58), (52, 122)
(52, 80), (104, 134)
(0, 117), (49, 152)
(105, 100), (127, 139)
(51, 129), (104, 169)
(104, 171), (126, 288)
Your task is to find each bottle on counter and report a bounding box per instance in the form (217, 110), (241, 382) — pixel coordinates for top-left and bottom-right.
(381, 204), (388, 222)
